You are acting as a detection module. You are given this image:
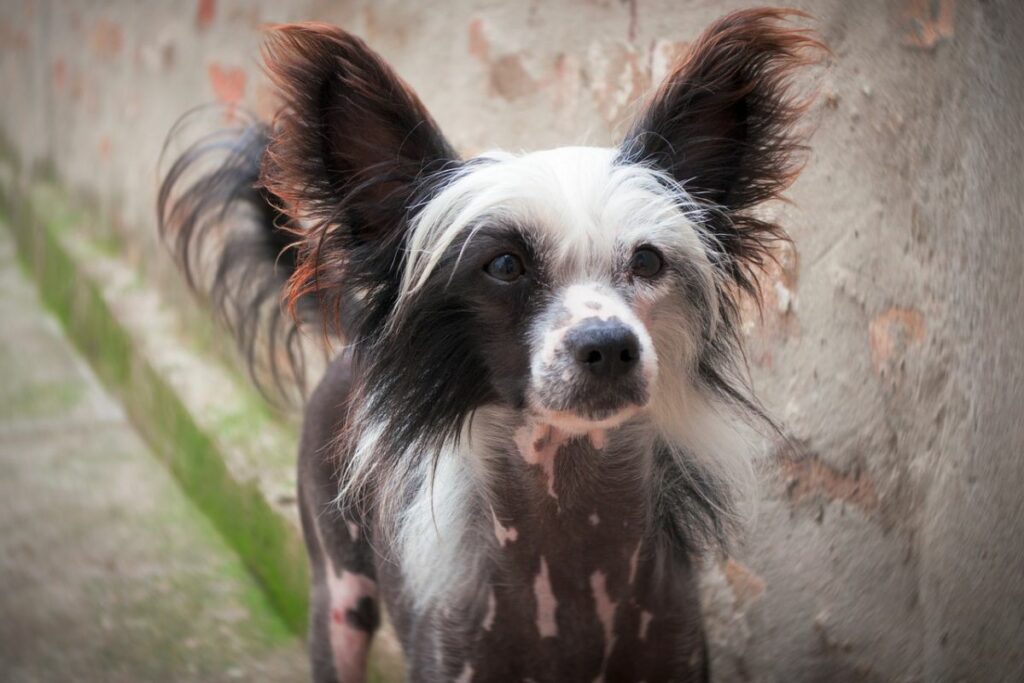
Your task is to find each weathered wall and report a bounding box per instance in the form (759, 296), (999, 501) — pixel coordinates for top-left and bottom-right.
(2, 0), (1022, 680)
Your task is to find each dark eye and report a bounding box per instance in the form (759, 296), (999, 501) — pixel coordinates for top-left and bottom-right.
(629, 248), (663, 279)
(485, 253), (524, 282)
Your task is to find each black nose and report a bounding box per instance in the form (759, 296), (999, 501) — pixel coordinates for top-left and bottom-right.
(567, 319), (641, 378)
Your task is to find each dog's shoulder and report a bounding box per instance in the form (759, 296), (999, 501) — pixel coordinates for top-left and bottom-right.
(299, 351), (355, 473)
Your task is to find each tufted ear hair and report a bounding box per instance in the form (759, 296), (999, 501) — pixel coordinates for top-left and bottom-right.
(259, 23), (460, 329)
(620, 9), (824, 295)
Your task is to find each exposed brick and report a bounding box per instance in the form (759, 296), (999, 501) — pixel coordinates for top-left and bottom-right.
(625, 0), (638, 42)
(740, 240), (801, 368)
(869, 307), (925, 375)
(723, 558), (765, 608)
(162, 42), (176, 70)
(490, 54), (538, 101)
(0, 19), (30, 51)
(900, 0), (955, 50)
(207, 62), (246, 108)
(778, 449), (878, 512)
(52, 58), (67, 92)
(587, 42), (646, 125)
(196, 0), (216, 30)
(98, 136), (112, 162)
(91, 19), (123, 61)
(547, 52), (583, 117)
(468, 18), (489, 63)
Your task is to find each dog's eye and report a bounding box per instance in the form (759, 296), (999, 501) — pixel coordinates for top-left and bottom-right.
(485, 253), (524, 282)
(629, 248), (663, 279)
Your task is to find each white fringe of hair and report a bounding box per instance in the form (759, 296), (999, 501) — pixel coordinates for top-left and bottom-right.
(396, 147), (720, 320)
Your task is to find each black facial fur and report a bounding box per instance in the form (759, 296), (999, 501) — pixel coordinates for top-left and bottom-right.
(359, 222), (548, 462)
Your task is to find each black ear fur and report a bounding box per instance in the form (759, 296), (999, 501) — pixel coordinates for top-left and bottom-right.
(620, 8), (824, 296)
(259, 23), (460, 334)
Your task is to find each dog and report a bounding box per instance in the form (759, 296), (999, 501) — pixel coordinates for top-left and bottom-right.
(158, 8), (821, 682)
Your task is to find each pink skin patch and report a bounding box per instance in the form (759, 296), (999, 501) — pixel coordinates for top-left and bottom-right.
(514, 423), (569, 500)
(482, 589), (497, 631)
(534, 557), (559, 638)
(535, 406), (642, 440)
(326, 567), (377, 683)
(530, 283), (659, 437)
(346, 520), (360, 541)
(591, 570), (618, 677)
(628, 542), (641, 585)
(455, 662), (475, 683)
(639, 610), (654, 640)
(313, 518), (375, 683)
(492, 507), (519, 547)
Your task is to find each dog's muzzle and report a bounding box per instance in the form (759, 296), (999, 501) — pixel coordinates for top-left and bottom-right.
(566, 318), (641, 379)
(530, 284), (657, 429)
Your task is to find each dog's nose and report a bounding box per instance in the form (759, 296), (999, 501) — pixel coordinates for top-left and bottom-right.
(567, 319), (641, 378)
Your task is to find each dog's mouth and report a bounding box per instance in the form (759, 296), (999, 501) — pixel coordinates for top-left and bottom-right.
(530, 402), (644, 442)
(530, 374), (650, 430)
(526, 282), (659, 442)
(527, 354), (653, 446)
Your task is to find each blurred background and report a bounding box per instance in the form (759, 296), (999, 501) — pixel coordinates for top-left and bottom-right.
(1, 0), (1022, 681)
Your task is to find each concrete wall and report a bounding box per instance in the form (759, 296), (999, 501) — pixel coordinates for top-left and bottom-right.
(2, 0), (1022, 680)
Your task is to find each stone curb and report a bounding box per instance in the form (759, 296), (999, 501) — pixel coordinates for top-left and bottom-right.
(0, 175), (311, 628)
(1, 169), (405, 681)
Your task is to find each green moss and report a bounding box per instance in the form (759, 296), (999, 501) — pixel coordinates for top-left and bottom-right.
(3, 177), (404, 679)
(0, 181), (309, 635)
(135, 363), (310, 631)
(0, 126), (22, 169)
(0, 377), (87, 418)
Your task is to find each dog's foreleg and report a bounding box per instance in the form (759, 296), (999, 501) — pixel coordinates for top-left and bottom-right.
(301, 485), (379, 683)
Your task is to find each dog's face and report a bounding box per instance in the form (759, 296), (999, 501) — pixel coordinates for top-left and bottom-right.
(262, 15), (819, 449)
(394, 147), (719, 438)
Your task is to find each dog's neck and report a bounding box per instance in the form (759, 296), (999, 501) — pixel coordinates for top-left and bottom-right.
(407, 412), (706, 679)
(491, 418), (656, 545)
(485, 417), (658, 624)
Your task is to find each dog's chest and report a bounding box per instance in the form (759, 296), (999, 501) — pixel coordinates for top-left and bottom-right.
(407, 437), (708, 682)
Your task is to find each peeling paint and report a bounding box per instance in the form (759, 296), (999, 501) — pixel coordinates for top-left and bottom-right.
(587, 42), (646, 125)
(490, 54), (538, 101)
(467, 18), (489, 63)
(869, 307), (925, 375)
(90, 19), (123, 61)
(722, 558), (765, 608)
(778, 449), (878, 512)
(900, 0), (955, 50)
(52, 58), (67, 92)
(207, 63), (247, 119)
(98, 136), (112, 162)
(196, 0), (216, 30)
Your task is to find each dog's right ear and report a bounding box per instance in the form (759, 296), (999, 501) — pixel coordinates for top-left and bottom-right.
(260, 23), (459, 323)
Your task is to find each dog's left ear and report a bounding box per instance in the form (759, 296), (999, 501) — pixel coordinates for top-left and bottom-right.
(620, 9), (824, 293)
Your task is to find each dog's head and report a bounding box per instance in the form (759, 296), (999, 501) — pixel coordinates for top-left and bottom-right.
(263, 10), (821, 449)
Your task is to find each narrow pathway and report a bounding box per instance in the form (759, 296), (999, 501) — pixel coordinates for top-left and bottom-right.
(0, 225), (310, 682)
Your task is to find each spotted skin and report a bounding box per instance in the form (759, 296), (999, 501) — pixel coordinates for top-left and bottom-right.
(450, 427), (707, 683)
(302, 356), (708, 683)
(299, 356), (381, 683)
